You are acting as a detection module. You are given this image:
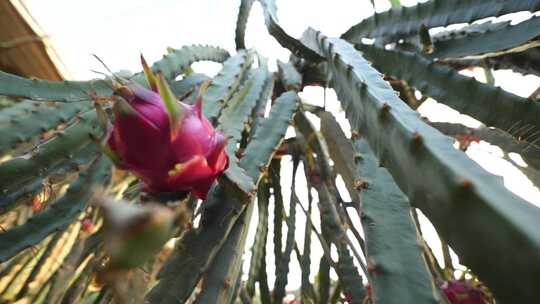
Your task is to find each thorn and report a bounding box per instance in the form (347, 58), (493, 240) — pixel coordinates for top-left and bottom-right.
(356, 81), (366, 92)
(347, 64), (354, 75)
(355, 179), (369, 190)
(379, 102), (391, 118)
(458, 178), (473, 190)
(234, 149), (244, 158)
(411, 132), (423, 149)
(140, 54), (158, 91)
(332, 53), (340, 65)
(367, 258), (377, 274)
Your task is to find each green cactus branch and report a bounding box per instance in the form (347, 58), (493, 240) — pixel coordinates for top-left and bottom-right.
(194, 201), (255, 304)
(0, 71), (112, 102)
(257, 252), (272, 304)
(3, 231), (62, 301)
(0, 101), (94, 154)
(299, 192), (315, 303)
(335, 243), (365, 304)
(250, 71), (274, 136)
(199, 91), (298, 303)
(0, 45), (227, 104)
(0, 110), (102, 214)
(430, 121), (540, 188)
(14, 221), (80, 301)
(192, 68), (274, 303)
(0, 100), (44, 124)
(277, 60), (302, 91)
(0, 111), (100, 198)
(144, 186), (242, 304)
(133, 45), (230, 84)
(0, 156), (111, 262)
(169, 73), (211, 100)
(317, 255), (331, 304)
(318, 184), (366, 304)
(202, 50), (254, 122)
(220, 67), (269, 194)
(503, 154), (540, 188)
(355, 44), (540, 138)
(245, 179), (270, 298)
(342, 0), (540, 43)
(429, 121), (540, 171)
(297, 162), (317, 303)
(58, 256), (96, 303)
(45, 230), (101, 303)
(271, 160), (284, 276)
(235, 0), (256, 50)
(294, 111), (368, 303)
(239, 91), (298, 179)
(301, 28), (540, 303)
(318, 112), (360, 204)
(146, 91), (297, 304)
(447, 47), (540, 77)
(320, 111), (439, 304)
(0, 143), (97, 215)
(354, 140), (440, 304)
(426, 16), (540, 59)
(273, 169), (298, 304)
(1, 236), (50, 299)
(257, 0), (324, 62)
(428, 19), (511, 46)
(0, 239), (34, 281)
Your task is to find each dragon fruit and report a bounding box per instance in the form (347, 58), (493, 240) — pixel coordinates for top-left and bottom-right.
(104, 56), (228, 199)
(440, 280), (489, 304)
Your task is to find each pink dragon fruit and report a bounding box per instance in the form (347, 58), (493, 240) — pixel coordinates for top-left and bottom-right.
(440, 280), (489, 304)
(104, 56), (228, 199)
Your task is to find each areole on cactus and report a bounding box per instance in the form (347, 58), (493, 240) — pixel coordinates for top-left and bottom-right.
(105, 56), (229, 199)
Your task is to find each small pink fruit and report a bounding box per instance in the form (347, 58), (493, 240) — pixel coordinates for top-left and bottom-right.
(440, 280), (489, 304)
(455, 134), (480, 151)
(81, 218), (94, 233)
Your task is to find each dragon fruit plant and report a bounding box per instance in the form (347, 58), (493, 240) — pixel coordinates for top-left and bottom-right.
(0, 0), (539, 303)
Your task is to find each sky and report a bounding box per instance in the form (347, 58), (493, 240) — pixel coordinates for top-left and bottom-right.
(21, 0), (540, 294)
